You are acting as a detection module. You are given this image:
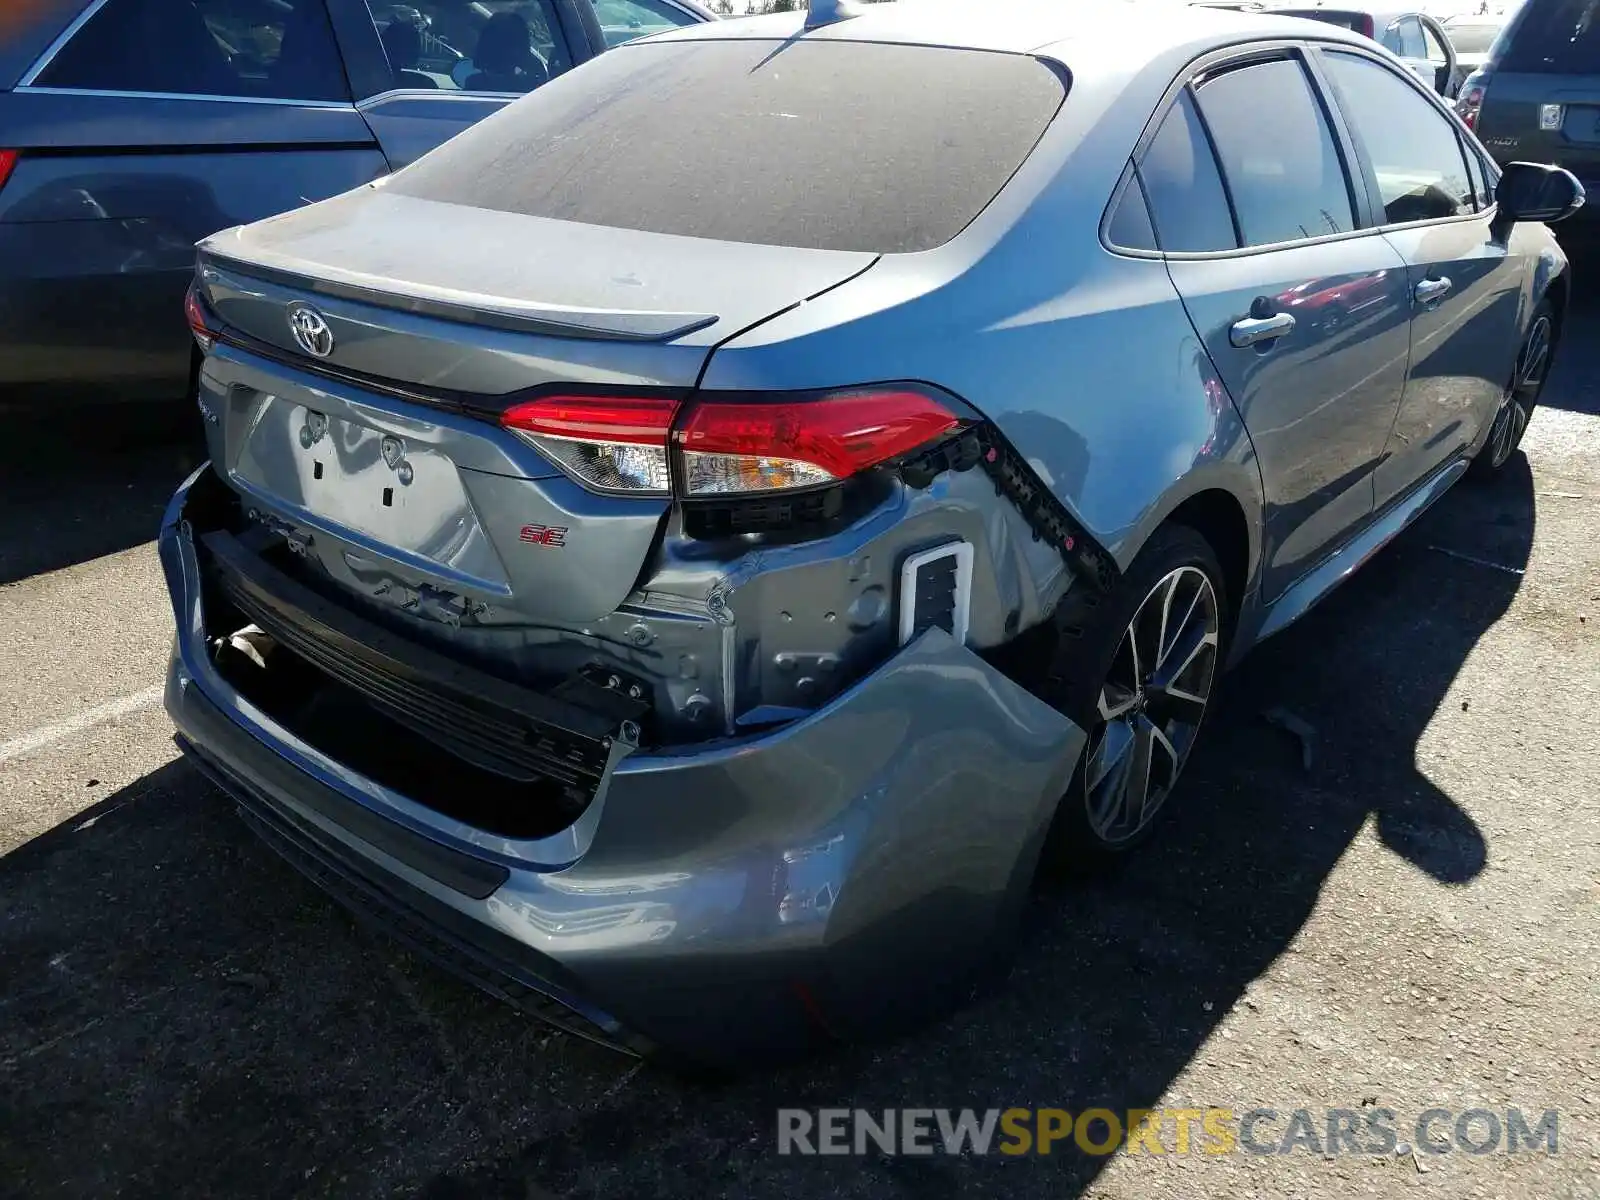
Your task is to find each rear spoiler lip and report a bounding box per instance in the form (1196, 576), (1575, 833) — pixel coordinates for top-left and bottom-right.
(196, 247), (721, 343)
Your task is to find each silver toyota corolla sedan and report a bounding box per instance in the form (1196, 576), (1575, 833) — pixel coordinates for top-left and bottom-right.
(160, 0), (1582, 1068)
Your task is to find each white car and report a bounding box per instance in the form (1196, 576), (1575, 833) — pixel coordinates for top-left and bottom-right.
(1263, 6), (1463, 95)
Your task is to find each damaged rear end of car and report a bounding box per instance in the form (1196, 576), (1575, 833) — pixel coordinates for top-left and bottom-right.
(162, 27), (1101, 1065)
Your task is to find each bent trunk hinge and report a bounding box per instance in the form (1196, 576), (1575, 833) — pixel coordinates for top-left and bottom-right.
(898, 426), (1120, 596)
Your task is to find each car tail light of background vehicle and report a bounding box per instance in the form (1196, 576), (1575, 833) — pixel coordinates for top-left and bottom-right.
(0, 150), (18, 194)
(503, 387), (966, 499)
(1456, 72), (1487, 128)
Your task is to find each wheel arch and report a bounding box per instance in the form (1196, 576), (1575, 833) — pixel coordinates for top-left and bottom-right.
(1162, 488), (1253, 629)
(1544, 262), (1570, 345)
(1530, 239), (1569, 345)
(1113, 465), (1264, 629)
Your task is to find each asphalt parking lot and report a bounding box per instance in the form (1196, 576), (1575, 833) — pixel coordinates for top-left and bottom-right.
(2, 278), (1598, 1200)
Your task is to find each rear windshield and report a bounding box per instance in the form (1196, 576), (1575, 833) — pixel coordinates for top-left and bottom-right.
(1275, 10), (1370, 34)
(1444, 23), (1503, 54)
(1497, 0), (1600, 71)
(386, 38), (1067, 253)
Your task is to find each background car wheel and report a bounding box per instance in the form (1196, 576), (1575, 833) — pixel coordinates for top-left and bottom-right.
(1034, 523), (1229, 871)
(1471, 299), (1554, 481)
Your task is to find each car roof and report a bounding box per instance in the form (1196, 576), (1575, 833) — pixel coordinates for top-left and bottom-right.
(1269, 6), (1412, 19)
(642, 0), (1379, 67)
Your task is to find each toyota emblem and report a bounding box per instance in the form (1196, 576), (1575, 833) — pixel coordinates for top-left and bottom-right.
(286, 303), (334, 358)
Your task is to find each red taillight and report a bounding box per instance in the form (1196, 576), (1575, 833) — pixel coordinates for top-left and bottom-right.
(677, 389), (961, 496)
(185, 282), (216, 350)
(502, 395), (679, 444)
(1357, 13), (1374, 38)
(1457, 82), (1486, 129)
(500, 386), (965, 499)
(502, 395), (679, 494)
(0, 150), (17, 193)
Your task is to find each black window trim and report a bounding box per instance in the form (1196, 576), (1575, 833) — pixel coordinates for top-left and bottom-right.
(1311, 42), (1493, 234)
(1103, 39), (1382, 262)
(1104, 163), (1159, 254)
(325, 0), (404, 101)
(1183, 80), (1246, 249)
(1463, 138), (1491, 209)
(17, 0), (358, 106)
(1117, 83), (1245, 255)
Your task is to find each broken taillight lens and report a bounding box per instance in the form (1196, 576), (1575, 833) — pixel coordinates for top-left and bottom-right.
(677, 389), (962, 496)
(501, 395), (680, 494)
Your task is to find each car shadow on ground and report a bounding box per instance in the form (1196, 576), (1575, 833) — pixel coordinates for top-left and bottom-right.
(424, 459), (1527, 1199)
(1541, 243), (1600, 418)
(0, 445), (1535, 1198)
(0, 401), (204, 585)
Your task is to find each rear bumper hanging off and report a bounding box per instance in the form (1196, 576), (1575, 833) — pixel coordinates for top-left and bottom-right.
(160, 465), (1087, 1066)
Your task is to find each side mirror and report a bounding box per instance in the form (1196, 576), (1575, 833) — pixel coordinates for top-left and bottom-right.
(1495, 161), (1587, 225)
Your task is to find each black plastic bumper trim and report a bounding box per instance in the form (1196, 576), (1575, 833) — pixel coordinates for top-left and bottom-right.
(171, 689), (637, 1055)
(199, 529), (619, 786)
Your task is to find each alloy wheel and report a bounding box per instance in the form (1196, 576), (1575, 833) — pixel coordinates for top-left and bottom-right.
(1082, 565), (1221, 845)
(1488, 313), (1552, 469)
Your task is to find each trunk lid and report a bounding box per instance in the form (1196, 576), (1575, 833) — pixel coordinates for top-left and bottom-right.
(195, 185), (877, 626)
(199, 183), (878, 384)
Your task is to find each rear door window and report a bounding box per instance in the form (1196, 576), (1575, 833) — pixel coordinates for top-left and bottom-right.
(1194, 57), (1356, 246)
(1323, 51), (1475, 222)
(1443, 23), (1504, 54)
(593, 0), (700, 47)
(1397, 17), (1428, 58)
(1138, 89), (1238, 252)
(1497, 0), (1600, 72)
(387, 39), (1067, 253)
(364, 0), (572, 94)
(37, 0), (349, 101)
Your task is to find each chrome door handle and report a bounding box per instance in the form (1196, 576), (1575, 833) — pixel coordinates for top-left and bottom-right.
(1229, 312), (1296, 348)
(1415, 276), (1453, 304)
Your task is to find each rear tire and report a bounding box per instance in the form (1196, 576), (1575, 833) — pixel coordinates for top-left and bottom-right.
(1034, 523), (1229, 871)
(1470, 299), (1554, 481)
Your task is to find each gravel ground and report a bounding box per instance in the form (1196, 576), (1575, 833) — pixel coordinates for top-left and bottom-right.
(1, 277), (1597, 1200)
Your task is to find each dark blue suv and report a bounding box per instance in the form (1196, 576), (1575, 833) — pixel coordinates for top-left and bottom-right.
(1455, 0), (1600, 239)
(0, 0), (709, 410)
